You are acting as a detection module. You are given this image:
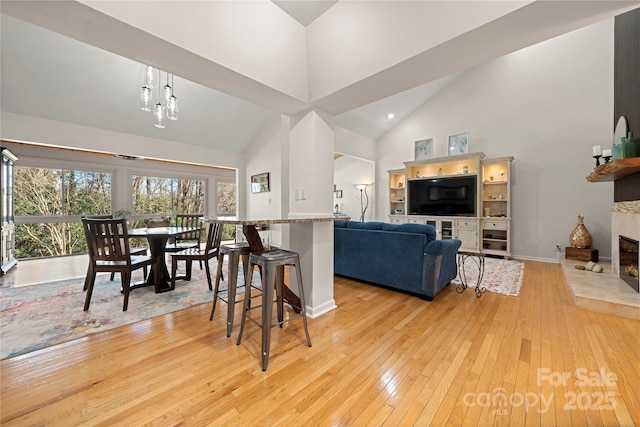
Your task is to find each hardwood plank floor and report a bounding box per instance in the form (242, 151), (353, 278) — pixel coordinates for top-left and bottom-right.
(1, 260), (639, 426)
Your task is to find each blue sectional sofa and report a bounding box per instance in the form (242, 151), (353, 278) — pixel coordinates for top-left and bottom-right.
(334, 221), (461, 300)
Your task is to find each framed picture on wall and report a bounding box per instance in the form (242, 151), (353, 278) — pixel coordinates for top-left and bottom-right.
(251, 172), (270, 193)
(448, 132), (468, 155)
(414, 138), (433, 161)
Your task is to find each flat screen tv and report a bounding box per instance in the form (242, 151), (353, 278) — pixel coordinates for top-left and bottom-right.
(408, 175), (477, 216)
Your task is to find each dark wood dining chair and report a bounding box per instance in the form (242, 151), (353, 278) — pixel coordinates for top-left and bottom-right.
(170, 222), (223, 291)
(82, 214), (148, 282)
(82, 217), (155, 311)
(167, 214), (203, 251)
(165, 213), (204, 268)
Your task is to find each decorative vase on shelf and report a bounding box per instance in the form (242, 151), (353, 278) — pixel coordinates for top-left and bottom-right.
(621, 131), (640, 158)
(569, 214), (592, 249)
(612, 139), (623, 160)
(622, 138), (640, 159)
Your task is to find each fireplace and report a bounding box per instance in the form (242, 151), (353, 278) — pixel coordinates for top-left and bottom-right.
(619, 236), (639, 293)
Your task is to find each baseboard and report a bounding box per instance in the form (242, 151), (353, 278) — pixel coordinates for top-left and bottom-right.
(305, 299), (337, 319)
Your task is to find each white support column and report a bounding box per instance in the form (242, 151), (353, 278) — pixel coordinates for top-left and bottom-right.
(287, 109), (336, 317)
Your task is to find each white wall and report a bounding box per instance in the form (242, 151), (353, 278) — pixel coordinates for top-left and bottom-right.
(334, 155), (375, 221)
(1, 112), (244, 169)
(244, 115), (287, 247)
(376, 20), (615, 262)
(335, 126), (377, 161)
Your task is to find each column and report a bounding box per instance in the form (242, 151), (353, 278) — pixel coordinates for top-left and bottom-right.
(287, 109), (336, 317)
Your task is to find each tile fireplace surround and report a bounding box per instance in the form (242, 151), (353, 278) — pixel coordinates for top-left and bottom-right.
(611, 201), (640, 279)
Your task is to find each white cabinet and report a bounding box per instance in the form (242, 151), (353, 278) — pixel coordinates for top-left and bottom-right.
(455, 219), (479, 251)
(388, 216), (406, 224)
(408, 216), (478, 251)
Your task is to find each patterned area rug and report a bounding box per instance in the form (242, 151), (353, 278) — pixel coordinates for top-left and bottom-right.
(452, 256), (524, 296)
(0, 260), (253, 359)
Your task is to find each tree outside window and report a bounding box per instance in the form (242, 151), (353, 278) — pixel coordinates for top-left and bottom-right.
(14, 167), (111, 258)
(217, 181), (236, 241)
(132, 175), (204, 218)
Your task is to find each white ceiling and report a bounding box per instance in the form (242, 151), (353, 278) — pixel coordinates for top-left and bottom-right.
(272, 1), (338, 26)
(2, 1), (639, 154)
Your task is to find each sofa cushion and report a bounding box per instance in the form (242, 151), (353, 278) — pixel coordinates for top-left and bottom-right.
(334, 220), (349, 228)
(346, 221), (385, 230)
(382, 223), (436, 241)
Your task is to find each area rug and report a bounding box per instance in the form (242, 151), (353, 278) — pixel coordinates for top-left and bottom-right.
(0, 261), (254, 359)
(452, 256), (524, 296)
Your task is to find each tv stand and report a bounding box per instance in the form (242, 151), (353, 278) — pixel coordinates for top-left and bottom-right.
(388, 152), (513, 257)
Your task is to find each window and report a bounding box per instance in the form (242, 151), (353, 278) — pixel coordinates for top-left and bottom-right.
(217, 181), (236, 215)
(216, 181), (237, 241)
(15, 167), (111, 217)
(14, 166), (112, 258)
(132, 175), (205, 216)
(11, 146), (235, 259)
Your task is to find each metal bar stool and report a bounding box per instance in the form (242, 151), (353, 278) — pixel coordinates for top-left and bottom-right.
(210, 242), (251, 337)
(236, 248), (312, 371)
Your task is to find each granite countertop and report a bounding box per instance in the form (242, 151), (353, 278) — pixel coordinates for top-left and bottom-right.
(203, 215), (350, 225)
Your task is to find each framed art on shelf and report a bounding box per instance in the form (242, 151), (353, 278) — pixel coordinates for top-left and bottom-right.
(448, 132), (468, 155)
(251, 172), (270, 193)
(414, 138), (433, 161)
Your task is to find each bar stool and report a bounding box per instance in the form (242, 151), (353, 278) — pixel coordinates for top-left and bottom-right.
(236, 248), (312, 371)
(210, 242), (251, 337)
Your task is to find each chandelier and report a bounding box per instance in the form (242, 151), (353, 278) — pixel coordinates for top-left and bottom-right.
(140, 65), (178, 128)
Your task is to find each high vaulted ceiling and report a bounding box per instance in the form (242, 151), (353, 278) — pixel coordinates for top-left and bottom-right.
(2, 1), (639, 154)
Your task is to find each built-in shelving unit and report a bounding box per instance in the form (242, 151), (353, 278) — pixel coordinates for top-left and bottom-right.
(388, 152), (513, 257)
(388, 168), (406, 217)
(480, 157), (513, 257)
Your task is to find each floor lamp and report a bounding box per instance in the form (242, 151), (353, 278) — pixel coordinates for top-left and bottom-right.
(355, 184), (369, 222)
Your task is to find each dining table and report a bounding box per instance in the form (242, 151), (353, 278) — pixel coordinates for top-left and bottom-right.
(204, 215), (348, 318)
(128, 226), (202, 293)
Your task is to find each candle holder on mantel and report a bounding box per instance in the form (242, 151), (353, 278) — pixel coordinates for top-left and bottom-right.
(593, 154), (602, 167)
(603, 155), (612, 164)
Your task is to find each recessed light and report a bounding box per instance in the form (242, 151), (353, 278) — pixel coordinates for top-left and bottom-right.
(387, 113), (395, 120)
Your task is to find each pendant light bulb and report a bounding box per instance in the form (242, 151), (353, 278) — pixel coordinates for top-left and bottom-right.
(167, 95), (178, 120)
(166, 73), (178, 120)
(163, 72), (172, 106)
(153, 68), (165, 128)
(154, 103), (166, 128)
(140, 86), (152, 112)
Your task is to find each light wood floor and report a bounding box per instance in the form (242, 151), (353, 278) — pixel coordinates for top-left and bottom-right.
(1, 260), (639, 426)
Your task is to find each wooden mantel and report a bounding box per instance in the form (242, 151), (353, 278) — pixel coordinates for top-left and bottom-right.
(586, 158), (640, 182)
